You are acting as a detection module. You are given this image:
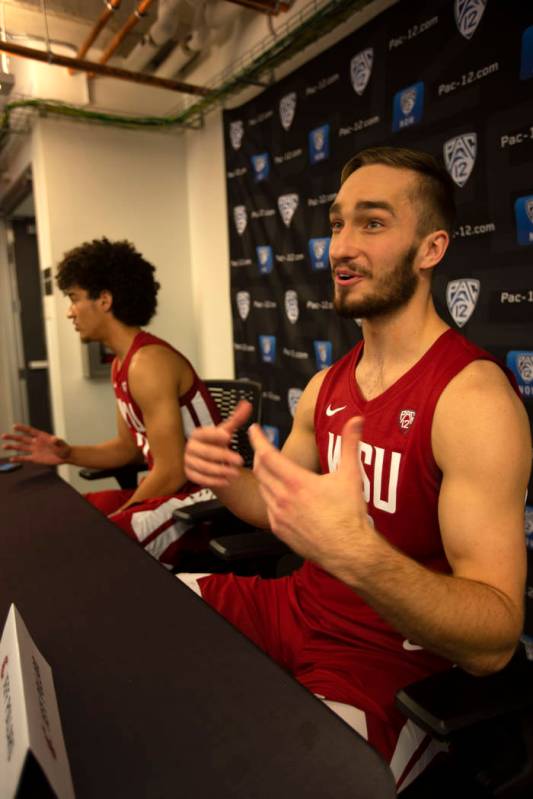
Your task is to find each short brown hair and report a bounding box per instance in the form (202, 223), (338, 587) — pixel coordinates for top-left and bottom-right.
(340, 146), (456, 236)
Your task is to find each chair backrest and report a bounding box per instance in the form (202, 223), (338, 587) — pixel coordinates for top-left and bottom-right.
(204, 379), (262, 469)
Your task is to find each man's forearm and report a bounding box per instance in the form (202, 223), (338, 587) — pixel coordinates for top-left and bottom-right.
(67, 439), (142, 470)
(330, 535), (523, 675)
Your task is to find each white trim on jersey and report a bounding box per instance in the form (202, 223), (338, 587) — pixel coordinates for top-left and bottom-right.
(320, 699), (368, 739)
(390, 719), (447, 791)
(145, 523), (188, 564)
(130, 488), (215, 543)
(181, 406), (195, 439)
(177, 572), (212, 596)
(191, 392), (217, 428)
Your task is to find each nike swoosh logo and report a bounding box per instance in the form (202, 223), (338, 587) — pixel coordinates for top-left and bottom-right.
(402, 639), (423, 651)
(326, 404), (347, 417)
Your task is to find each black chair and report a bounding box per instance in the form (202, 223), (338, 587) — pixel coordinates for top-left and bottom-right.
(169, 380), (294, 576)
(397, 546), (533, 797)
(205, 536), (533, 794)
(79, 378), (262, 490)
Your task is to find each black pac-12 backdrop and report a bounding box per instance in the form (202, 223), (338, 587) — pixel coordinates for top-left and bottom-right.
(223, 0), (533, 516)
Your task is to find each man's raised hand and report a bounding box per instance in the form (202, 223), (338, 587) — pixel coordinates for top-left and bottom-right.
(184, 400), (252, 488)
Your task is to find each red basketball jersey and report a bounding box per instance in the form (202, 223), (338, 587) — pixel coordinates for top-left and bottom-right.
(112, 331), (220, 468)
(292, 329), (516, 667)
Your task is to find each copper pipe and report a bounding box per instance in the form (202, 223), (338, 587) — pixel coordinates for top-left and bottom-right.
(69, 0), (122, 75)
(99, 0), (155, 65)
(223, 0), (290, 13)
(0, 40), (210, 96)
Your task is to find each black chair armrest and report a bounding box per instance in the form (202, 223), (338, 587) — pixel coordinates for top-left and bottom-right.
(172, 499), (234, 524)
(79, 464), (147, 490)
(209, 531), (291, 561)
(396, 646), (533, 741)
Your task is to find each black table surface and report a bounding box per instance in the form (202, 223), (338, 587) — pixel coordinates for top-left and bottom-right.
(0, 463), (396, 798)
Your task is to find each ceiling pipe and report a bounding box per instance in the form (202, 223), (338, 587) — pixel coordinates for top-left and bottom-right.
(99, 0), (156, 66)
(0, 39), (210, 95)
(69, 0), (122, 74)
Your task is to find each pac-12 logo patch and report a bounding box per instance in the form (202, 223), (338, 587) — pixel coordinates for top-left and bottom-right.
(279, 92), (297, 131)
(256, 245), (273, 274)
(263, 425), (280, 448)
(236, 291), (250, 321)
(454, 0), (487, 40)
(314, 340), (332, 369)
(520, 26), (533, 80)
(259, 335), (277, 364)
(229, 120), (244, 150)
(446, 278), (480, 327)
(444, 133), (477, 187)
(251, 153), (270, 182)
(233, 205), (247, 235)
(506, 351), (533, 397)
(392, 82), (424, 132)
(514, 195), (533, 245)
(308, 237), (330, 271)
(399, 409), (416, 431)
(309, 124), (330, 164)
(278, 193), (299, 227)
(350, 48), (373, 95)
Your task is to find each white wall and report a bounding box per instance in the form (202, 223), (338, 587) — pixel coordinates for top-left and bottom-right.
(31, 117), (193, 490)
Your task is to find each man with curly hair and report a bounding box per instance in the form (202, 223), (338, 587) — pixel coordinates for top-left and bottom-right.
(2, 238), (220, 567)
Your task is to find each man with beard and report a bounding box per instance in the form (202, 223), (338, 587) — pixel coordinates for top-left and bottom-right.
(180, 147), (531, 789)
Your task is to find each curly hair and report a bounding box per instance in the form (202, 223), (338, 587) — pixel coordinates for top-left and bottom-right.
(340, 146), (456, 237)
(56, 238), (160, 326)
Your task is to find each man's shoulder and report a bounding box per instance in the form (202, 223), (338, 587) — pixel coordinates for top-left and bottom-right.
(433, 357), (529, 465)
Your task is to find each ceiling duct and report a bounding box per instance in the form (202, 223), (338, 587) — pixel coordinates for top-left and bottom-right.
(124, 0), (186, 72)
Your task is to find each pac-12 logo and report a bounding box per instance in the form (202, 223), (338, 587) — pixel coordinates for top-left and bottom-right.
(454, 0), (487, 40)
(236, 291), (250, 321)
(309, 124), (330, 165)
(259, 335), (277, 364)
(256, 245), (273, 274)
(314, 340), (332, 369)
(444, 133), (477, 187)
(514, 195), (533, 245)
(284, 290), (299, 324)
(229, 120), (244, 150)
(251, 153), (270, 182)
(233, 205), (247, 235)
(263, 425), (280, 448)
(350, 48), (373, 95)
(279, 92), (297, 131)
(278, 193), (299, 227)
(446, 279), (480, 327)
(506, 351), (533, 397)
(308, 237), (330, 271)
(288, 387), (302, 416)
(392, 82), (424, 132)
(399, 409), (416, 431)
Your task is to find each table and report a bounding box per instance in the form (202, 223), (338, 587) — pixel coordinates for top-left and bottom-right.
(0, 463), (396, 798)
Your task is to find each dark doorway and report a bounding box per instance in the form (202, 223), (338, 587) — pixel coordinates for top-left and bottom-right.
(9, 216), (53, 431)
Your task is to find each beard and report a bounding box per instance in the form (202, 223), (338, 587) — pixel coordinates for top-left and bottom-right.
(333, 245), (419, 319)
